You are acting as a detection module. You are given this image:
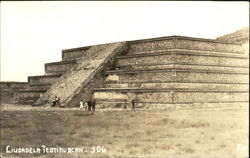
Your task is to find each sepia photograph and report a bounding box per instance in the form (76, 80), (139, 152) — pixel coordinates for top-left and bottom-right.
(0, 1), (249, 158)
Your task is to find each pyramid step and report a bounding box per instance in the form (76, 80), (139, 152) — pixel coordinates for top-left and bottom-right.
(94, 88), (248, 92)
(105, 68), (248, 83)
(129, 36), (244, 54)
(103, 82), (248, 90)
(127, 48), (245, 56)
(18, 85), (51, 91)
(116, 63), (248, 72)
(94, 101), (248, 110)
(93, 89), (248, 103)
(62, 46), (91, 61)
(45, 60), (77, 74)
(28, 74), (62, 86)
(116, 50), (248, 68)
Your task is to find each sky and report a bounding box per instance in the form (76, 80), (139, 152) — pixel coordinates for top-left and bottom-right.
(0, 1), (249, 82)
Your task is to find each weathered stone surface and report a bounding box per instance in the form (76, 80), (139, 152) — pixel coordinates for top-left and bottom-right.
(28, 74), (62, 86)
(93, 35), (248, 108)
(0, 82), (28, 104)
(106, 70), (248, 83)
(129, 36), (244, 53)
(94, 91), (248, 103)
(116, 51), (248, 67)
(45, 60), (77, 74)
(13, 90), (44, 105)
(0, 82), (27, 89)
(116, 64), (248, 73)
(12, 85), (51, 105)
(216, 27), (249, 44)
(62, 46), (90, 61)
(103, 82), (248, 90)
(95, 102), (248, 110)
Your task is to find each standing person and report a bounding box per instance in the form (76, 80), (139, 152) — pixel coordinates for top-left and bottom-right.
(131, 99), (135, 111)
(55, 96), (60, 106)
(92, 100), (96, 111)
(57, 97), (62, 107)
(87, 100), (92, 111)
(80, 100), (84, 110)
(84, 101), (88, 111)
(123, 99), (127, 109)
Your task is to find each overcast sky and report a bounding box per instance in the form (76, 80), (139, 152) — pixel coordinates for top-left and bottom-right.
(1, 1), (249, 82)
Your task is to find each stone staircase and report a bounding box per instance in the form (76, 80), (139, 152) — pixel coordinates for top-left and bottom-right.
(93, 36), (249, 109)
(13, 42), (127, 106)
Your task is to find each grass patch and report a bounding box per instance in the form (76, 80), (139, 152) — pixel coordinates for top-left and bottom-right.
(1, 108), (248, 158)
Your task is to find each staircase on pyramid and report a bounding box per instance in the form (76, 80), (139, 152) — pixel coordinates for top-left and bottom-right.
(13, 35), (249, 109)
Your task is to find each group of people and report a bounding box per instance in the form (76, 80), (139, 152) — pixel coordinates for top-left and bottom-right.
(50, 97), (136, 111)
(51, 96), (60, 107)
(123, 99), (136, 110)
(80, 99), (136, 111)
(80, 100), (95, 111)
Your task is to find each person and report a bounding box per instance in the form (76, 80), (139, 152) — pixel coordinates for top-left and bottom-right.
(84, 101), (88, 111)
(51, 96), (60, 107)
(131, 99), (135, 110)
(80, 100), (84, 110)
(56, 97), (61, 107)
(87, 100), (92, 111)
(123, 99), (127, 109)
(92, 100), (96, 111)
(51, 97), (57, 107)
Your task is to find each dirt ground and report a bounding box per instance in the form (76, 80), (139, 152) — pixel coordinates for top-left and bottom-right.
(0, 104), (249, 158)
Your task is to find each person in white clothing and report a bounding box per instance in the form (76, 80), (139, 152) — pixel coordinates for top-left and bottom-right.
(84, 101), (88, 111)
(80, 100), (84, 110)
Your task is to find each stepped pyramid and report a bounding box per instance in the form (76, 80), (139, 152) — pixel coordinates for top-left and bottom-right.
(13, 33), (249, 109)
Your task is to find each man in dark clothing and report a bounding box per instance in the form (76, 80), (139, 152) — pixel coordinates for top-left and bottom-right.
(92, 100), (96, 111)
(87, 101), (92, 111)
(131, 100), (135, 110)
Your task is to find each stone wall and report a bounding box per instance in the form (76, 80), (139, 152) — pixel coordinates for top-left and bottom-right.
(0, 82), (28, 104)
(13, 90), (45, 105)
